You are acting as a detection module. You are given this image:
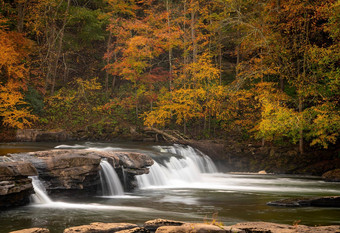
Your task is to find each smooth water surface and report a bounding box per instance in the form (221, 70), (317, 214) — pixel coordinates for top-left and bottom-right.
(0, 142), (339, 233)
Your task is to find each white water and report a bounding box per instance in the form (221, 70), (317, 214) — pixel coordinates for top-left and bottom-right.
(136, 144), (218, 188)
(29, 176), (150, 210)
(100, 160), (124, 196)
(30, 176), (53, 204)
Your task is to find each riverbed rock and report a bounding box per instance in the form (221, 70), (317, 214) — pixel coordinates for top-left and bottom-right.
(322, 169), (340, 182)
(7, 149), (154, 195)
(9, 228), (50, 233)
(155, 223), (227, 233)
(229, 222), (340, 233)
(26, 150), (102, 195)
(0, 162), (37, 209)
(267, 196), (340, 207)
(116, 227), (149, 233)
(63, 222), (138, 233)
(144, 219), (185, 232)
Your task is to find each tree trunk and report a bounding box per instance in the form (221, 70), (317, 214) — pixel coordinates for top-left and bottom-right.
(51, 0), (71, 95)
(105, 33), (112, 94)
(166, 0), (173, 91)
(191, 0), (197, 63)
(298, 96), (304, 154)
(16, 0), (27, 33)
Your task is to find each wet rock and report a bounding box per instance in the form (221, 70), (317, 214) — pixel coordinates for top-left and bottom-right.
(8, 149), (154, 195)
(116, 227), (150, 233)
(155, 223), (227, 233)
(16, 129), (69, 142)
(144, 219), (184, 232)
(0, 162), (37, 209)
(229, 222), (340, 233)
(9, 228), (50, 233)
(26, 150), (102, 195)
(63, 222), (138, 233)
(267, 196), (340, 207)
(322, 169), (340, 182)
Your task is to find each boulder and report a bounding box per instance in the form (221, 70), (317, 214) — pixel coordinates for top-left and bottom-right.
(155, 223), (227, 233)
(322, 169), (340, 182)
(9, 228), (50, 233)
(144, 219), (184, 232)
(229, 222), (340, 233)
(63, 222), (138, 233)
(116, 227), (149, 233)
(267, 196), (340, 207)
(0, 162), (37, 209)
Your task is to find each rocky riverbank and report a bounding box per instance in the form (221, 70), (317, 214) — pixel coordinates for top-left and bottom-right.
(9, 218), (340, 233)
(0, 149), (153, 207)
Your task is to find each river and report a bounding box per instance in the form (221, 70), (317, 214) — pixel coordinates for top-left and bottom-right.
(0, 142), (339, 233)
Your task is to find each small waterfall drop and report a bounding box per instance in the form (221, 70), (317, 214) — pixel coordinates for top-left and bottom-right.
(136, 144), (218, 188)
(100, 160), (124, 196)
(30, 176), (52, 204)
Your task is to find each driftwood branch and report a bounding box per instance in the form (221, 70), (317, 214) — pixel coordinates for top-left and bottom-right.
(144, 127), (189, 144)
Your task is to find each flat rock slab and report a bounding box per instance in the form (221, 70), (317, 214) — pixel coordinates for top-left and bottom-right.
(63, 222), (139, 233)
(116, 227), (149, 233)
(229, 222), (340, 233)
(0, 162), (37, 179)
(9, 228), (50, 233)
(144, 218), (185, 232)
(155, 223), (227, 233)
(267, 196), (340, 207)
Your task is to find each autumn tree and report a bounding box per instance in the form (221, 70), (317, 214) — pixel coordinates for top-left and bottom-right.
(0, 15), (37, 128)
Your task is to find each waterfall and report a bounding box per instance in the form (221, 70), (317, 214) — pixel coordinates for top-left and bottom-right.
(136, 144), (218, 188)
(100, 160), (124, 196)
(30, 176), (52, 204)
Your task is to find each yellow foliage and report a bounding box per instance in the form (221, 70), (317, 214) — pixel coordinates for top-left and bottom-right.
(0, 81), (37, 129)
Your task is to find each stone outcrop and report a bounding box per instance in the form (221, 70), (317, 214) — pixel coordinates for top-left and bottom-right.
(322, 169), (340, 182)
(229, 222), (340, 233)
(11, 220), (340, 233)
(144, 219), (185, 232)
(7, 149), (154, 196)
(63, 222), (138, 233)
(9, 228), (50, 233)
(155, 223), (228, 233)
(116, 227), (149, 233)
(0, 162), (37, 209)
(16, 129), (69, 142)
(267, 196), (340, 207)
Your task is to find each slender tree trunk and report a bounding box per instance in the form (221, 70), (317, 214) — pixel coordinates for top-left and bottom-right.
(16, 0), (27, 33)
(111, 50), (118, 93)
(105, 33), (112, 94)
(51, 0), (71, 95)
(191, 0), (197, 63)
(183, 0), (188, 78)
(219, 41), (222, 85)
(166, 0), (173, 91)
(298, 96), (304, 154)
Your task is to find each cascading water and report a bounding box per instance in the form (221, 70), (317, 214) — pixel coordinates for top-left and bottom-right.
(100, 160), (124, 196)
(136, 144), (218, 188)
(29, 176), (52, 204)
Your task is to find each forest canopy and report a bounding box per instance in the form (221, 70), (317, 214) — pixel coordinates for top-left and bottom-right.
(0, 0), (339, 152)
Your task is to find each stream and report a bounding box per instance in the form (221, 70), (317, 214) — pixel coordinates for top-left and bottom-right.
(0, 142), (339, 233)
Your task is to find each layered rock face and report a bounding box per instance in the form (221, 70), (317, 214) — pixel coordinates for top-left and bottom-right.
(0, 162), (37, 209)
(6, 149), (153, 197)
